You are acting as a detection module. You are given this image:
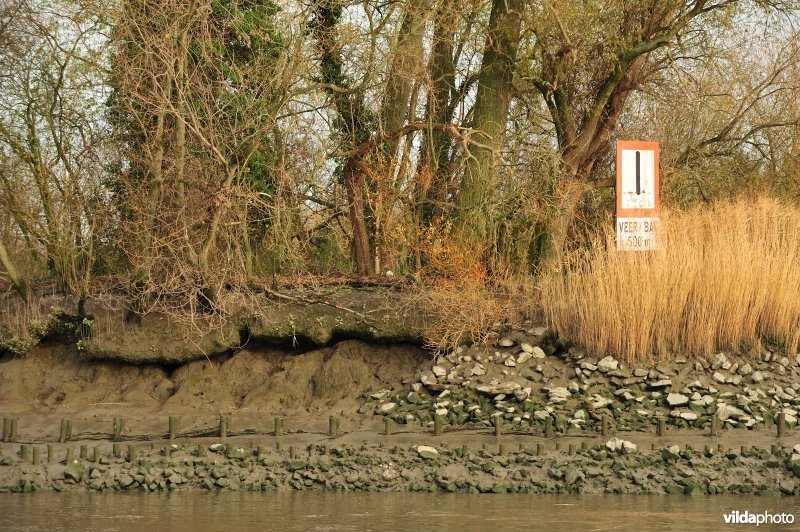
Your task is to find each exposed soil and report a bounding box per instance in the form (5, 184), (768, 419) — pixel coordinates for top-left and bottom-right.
(0, 330), (799, 495)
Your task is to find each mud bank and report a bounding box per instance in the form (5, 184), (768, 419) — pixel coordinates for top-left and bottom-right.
(1, 439), (799, 495)
(1, 321), (799, 495)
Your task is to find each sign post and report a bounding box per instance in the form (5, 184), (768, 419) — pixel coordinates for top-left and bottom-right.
(616, 140), (660, 251)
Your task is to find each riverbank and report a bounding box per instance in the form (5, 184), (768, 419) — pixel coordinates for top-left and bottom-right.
(1, 318), (799, 495)
(2, 435), (799, 495)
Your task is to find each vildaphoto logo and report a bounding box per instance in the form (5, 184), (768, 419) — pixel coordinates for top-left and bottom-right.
(723, 510), (795, 526)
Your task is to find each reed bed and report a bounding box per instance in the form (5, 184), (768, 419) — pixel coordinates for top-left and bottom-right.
(542, 196), (800, 363)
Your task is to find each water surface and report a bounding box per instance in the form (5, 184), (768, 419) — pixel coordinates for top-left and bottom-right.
(1, 493), (798, 531)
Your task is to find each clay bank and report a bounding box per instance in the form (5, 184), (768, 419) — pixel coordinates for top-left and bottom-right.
(0, 290), (799, 496)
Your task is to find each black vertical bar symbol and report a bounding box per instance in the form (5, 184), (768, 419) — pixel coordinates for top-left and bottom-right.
(635, 151), (641, 195)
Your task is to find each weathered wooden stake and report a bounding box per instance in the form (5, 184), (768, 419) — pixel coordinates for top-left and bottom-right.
(274, 417), (283, 436)
(92, 446), (99, 462)
(601, 417), (609, 437)
(555, 442), (561, 451)
(545, 417), (553, 438)
(276, 442), (282, 451)
(9, 418), (17, 441)
(568, 443), (575, 455)
(112, 417), (124, 441)
(219, 416), (228, 438)
(434, 415), (443, 436)
(710, 415), (719, 436)
(59, 418), (69, 443)
(289, 446), (296, 459)
(581, 441), (589, 451)
(536, 443), (543, 456)
(127, 444), (136, 462)
(65, 447), (74, 463)
(169, 416), (179, 440)
(79, 445), (87, 459)
(47, 443), (53, 463)
(2, 418), (9, 442)
(328, 416), (338, 437)
(494, 416), (502, 437)
(462, 444), (468, 457)
(777, 413), (786, 438)
(771, 444), (779, 454)
(384, 418), (393, 436)
(498, 444), (506, 456)
(19, 445), (28, 460)
(657, 418), (666, 437)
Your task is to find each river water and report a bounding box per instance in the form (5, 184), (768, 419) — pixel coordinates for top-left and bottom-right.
(1, 493), (798, 531)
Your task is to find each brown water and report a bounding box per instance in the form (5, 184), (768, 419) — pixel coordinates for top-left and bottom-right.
(1, 493), (799, 531)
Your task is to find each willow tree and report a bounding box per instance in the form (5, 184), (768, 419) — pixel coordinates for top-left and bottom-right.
(310, 0), (429, 275)
(525, 0), (797, 259)
(455, 0), (524, 247)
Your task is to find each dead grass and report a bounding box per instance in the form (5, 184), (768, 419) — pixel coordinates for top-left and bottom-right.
(542, 196), (800, 363)
(418, 235), (540, 353)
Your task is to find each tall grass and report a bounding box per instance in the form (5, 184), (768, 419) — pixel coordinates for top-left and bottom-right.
(542, 196), (800, 363)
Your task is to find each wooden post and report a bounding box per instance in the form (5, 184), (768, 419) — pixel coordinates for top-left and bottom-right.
(169, 416), (179, 440)
(127, 444), (136, 462)
(19, 445), (28, 460)
(274, 417), (283, 436)
(494, 416), (502, 437)
(657, 418), (666, 437)
(289, 446), (296, 459)
(59, 418), (70, 443)
(777, 412), (786, 438)
(498, 444), (506, 456)
(434, 415), (443, 436)
(65, 448), (74, 464)
(112, 417), (124, 441)
(257, 445), (264, 458)
(710, 415), (719, 436)
(2, 418), (9, 442)
(536, 443), (543, 456)
(601, 417), (609, 437)
(219, 415), (228, 438)
(462, 444), (468, 457)
(568, 443), (575, 455)
(9, 418), (17, 441)
(79, 445), (87, 460)
(91, 446), (99, 463)
(329, 416), (338, 438)
(47, 444), (53, 463)
(545, 417), (553, 438)
(581, 441), (589, 451)
(384, 418), (393, 436)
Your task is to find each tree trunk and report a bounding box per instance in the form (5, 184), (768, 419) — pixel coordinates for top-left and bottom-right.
(0, 239), (31, 303)
(455, 0), (523, 244)
(344, 155), (373, 275)
(418, 0), (459, 226)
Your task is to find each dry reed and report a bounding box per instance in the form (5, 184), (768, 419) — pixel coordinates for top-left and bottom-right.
(542, 196), (800, 363)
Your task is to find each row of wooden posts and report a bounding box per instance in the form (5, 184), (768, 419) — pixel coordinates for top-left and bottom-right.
(0, 412), (791, 444)
(3, 436), (795, 469)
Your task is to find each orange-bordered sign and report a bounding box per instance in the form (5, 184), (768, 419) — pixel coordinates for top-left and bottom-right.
(616, 140), (660, 218)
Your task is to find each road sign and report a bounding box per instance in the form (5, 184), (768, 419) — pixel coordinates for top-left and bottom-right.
(616, 140), (659, 251)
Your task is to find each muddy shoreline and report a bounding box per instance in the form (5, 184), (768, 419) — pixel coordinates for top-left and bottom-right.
(2, 433), (799, 495)
(1, 322), (799, 495)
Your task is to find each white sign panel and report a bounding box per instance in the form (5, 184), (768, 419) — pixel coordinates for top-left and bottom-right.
(619, 149), (656, 210)
(616, 217), (658, 251)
